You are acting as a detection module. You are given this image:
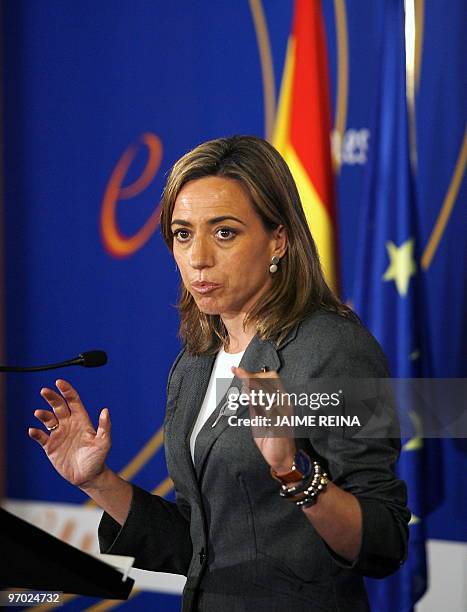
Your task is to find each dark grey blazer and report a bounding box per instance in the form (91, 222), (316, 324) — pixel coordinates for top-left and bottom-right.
(99, 310), (410, 611)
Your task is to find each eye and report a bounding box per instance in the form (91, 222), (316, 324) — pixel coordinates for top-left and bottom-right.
(215, 227), (237, 240)
(173, 229), (191, 242)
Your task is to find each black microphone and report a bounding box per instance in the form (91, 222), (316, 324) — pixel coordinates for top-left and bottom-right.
(0, 350), (108, 373)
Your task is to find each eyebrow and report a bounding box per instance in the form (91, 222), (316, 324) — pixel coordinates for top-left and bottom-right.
(171, 215), (247, 227)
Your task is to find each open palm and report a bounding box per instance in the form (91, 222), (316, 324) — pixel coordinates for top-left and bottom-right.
(29, 379), (111, 488)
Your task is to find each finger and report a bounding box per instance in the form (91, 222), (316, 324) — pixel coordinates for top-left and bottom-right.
(232, 368), (279, 396)
(28, 427), (49, 447)
(232, 366), (278, 379)
(40, 387), (71, 420)
(55, 379), (87, 414)
(96, 408), (111, 440)
(247, 376), (287, 403)
(232, 366), (255, 379)
(34, 409), (59, 430)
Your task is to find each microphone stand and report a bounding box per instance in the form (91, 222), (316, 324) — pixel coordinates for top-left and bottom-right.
(0, 351), (108, 372)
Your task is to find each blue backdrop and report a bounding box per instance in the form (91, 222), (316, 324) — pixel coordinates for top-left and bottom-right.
(2, 1), (465, 610)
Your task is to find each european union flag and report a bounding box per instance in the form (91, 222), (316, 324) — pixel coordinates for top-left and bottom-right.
(353, 1), (434, 610)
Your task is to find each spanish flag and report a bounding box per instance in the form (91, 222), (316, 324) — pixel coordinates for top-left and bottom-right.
(273, 0), (338, 293)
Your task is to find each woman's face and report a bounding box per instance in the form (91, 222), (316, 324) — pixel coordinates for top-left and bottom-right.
(171, 176), (286, 319)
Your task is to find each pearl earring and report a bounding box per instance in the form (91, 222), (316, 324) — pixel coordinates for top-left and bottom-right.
(269, 255), (280, 274)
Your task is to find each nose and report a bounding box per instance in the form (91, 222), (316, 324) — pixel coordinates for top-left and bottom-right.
(189, 235), (214, 270)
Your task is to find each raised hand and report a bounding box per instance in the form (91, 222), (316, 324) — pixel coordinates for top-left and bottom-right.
(29, 379), (111, 488)
(231, 366), (296, 473)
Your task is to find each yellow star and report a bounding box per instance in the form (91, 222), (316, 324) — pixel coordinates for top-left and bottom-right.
(409, 513), (421, 526)
(383, 238), (417, 296)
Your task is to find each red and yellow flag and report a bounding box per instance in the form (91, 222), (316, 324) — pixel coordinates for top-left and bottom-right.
(273, 0), (338, 293)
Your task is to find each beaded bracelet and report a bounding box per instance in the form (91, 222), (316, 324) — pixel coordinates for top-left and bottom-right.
(295, 473), (330, 508)
(279, 461), (323, 499)
(279, 460), (329, 507)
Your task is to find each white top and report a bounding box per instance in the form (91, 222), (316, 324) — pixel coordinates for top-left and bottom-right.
(189, 347), (245, 462)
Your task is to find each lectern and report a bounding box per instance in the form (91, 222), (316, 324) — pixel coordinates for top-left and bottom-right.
(0, 508), (134, 599)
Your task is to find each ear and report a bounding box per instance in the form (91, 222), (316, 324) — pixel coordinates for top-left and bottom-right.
(271, 224), (288, 258)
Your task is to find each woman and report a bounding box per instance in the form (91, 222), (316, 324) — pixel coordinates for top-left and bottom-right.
(29, 136), (410, 611)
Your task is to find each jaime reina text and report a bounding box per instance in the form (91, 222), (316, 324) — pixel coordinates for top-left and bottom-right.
(227, 414), (361, 427)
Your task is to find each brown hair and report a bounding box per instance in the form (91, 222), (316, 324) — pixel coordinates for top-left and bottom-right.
(160, 135), (354, 355)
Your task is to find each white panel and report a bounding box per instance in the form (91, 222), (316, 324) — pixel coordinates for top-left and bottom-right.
(417, 539), (467, 612)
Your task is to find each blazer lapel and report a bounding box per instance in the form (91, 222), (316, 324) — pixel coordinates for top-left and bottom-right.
(170, 321), (300, 484)
(192, 335), (282, 480)
(165, 351), (216, 501)
(180, 352), (216, 439)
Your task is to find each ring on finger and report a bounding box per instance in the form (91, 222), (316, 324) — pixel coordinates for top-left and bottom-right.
(46, 423), (59, 431)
